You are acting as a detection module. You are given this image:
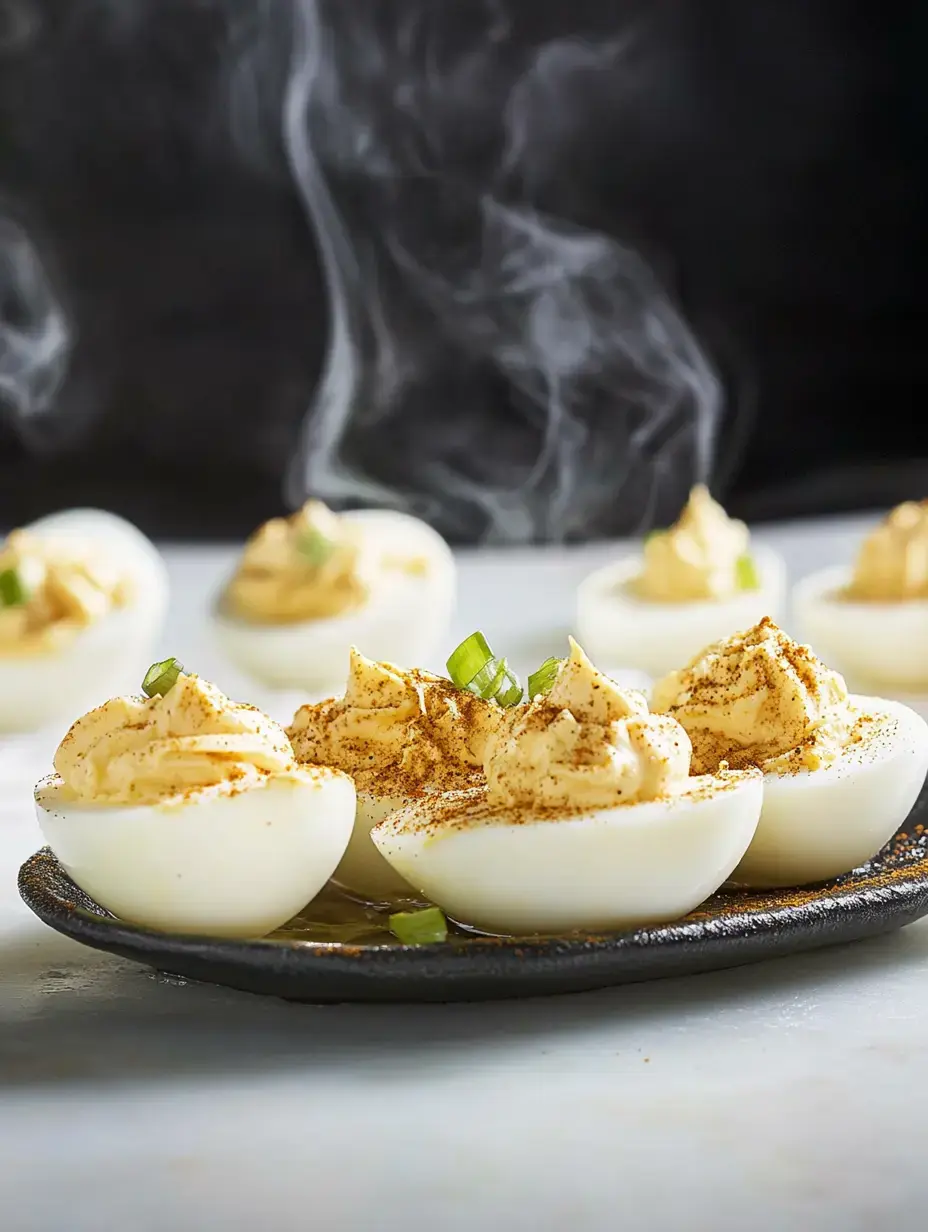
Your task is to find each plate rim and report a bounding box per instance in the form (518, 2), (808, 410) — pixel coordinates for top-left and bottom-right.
(18, 844), (928, 973)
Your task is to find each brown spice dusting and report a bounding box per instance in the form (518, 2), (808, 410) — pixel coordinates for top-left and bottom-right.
(288, 652), (501, 796)
(651, 617), (854, 775)
(53, 673), (303, 806)
(377, 769), (757, 840)
(483, 638), (695, 811)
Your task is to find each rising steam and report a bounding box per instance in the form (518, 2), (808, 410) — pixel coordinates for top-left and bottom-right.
(0, 214), (70, 428)
(0, 7), (69, 427)
(0, 0), (722, 542)
(281, 0), (722, 542)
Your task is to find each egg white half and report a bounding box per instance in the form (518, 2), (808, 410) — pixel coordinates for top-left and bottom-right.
(0, 508), (169, 732)
(575, 545), (786, 680)
(330, 788), (417, 901)
(793, 565), (928, 692)
(35, 766), (356, 938)
(213, 509), (455, 692)
(371, 773), (763, 935)
(730, 696), (928, 888)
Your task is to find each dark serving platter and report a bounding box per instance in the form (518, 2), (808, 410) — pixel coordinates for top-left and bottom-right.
(19, 783), (928, 1003)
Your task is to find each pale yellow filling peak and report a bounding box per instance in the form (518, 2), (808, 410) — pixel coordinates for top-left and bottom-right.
(288, 647), (501, 795)
(651, 617), (854, 775)
(54, 673), (298, 805)
(845, 499), (928, 601)
(484, 638), (692, 810)
(634, 485), (753, 602)
(0, 529), (131, 658)
(223, 500), (368, 624)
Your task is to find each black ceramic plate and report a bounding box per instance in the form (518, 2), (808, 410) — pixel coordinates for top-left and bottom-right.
(18, 782), (928, 1003)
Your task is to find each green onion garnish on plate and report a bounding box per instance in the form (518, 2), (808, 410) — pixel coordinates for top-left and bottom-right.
(527, 656), (563, 700)
(446, 632), (523, 707)
(297, 528), (335, 568)
(389, 906), (449, 945)
(735, 554), (760, 591)
(142, 657), (185, 698)
(0, 566), (29, 607)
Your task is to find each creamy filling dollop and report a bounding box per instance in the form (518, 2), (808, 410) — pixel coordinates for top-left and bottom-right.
(0, 530), (131, 657)
(651, 617), (855, 774)
(633, 485), (753, 603)
(484, 639), (692, 810)
(288, 648), (501, 795)
(224, 500), (368, 624)
(54, 673), (298, 805)
(844, 499), (928, 602)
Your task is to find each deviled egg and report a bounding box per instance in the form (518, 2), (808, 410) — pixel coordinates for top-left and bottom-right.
(288, 645), (500, 901)
(371, 639), (763, 934)
(34, 660), (355, 937)
(651, 618), (928, 887)
(0, 508), (168, 731)
(576, 486), (785, 680)
(793, 499), (928, 712)
(213, 500), (455, 694)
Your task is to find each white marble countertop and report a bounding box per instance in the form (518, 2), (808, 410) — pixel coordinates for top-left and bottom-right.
(2, 513), (925, 1232)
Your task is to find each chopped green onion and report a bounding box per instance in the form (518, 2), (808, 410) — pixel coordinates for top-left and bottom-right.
(297, 528), (335, 568)
(446, 631), (493, 690)
(464, 657), (500, 698)
(142, 657), (185, 698)
(527, 656), (563, 699)
(446, 632), (523, 707)
(389, 906), (448, 945)
(735, 553), (760, 591)
(463, 655), (523, 707)
(485, 657), (523, 707)
(0, 567), (28, 607)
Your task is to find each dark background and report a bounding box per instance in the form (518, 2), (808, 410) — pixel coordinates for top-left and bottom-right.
(0, 1), (925, 543)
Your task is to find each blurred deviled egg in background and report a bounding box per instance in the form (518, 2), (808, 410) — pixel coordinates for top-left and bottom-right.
(288, 645), (501, 902)
(575, 486), (785, 681)
(793, 499), (928, 716)
(651, 618), (928, 887)
(0, 508), (168, 732)
(213, 501), (455, 697)
(34, 659), (355, 938)
(372, 638), (764, 935)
